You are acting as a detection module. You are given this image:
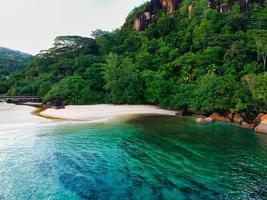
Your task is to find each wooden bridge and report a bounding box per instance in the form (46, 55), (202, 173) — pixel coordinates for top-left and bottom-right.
(0, 96), (42, 103)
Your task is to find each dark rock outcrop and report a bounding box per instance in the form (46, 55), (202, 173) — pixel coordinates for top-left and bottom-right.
(175, 107), (192, 116)
(135, 0), (265, 31)
(134, 12), (152, 32)
(134, 0), (181, 32)
(196, 117), (214, 124)
(46, 99), (65, 109)
(161, 0), (181, 14)
(208, 0), (265, 13)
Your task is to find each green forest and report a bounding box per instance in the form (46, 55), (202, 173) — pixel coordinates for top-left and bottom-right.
(0, 47), (31, 93)
(1, 0), (266, 115)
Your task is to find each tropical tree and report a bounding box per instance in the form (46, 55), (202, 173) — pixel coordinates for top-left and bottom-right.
(103, 53), (144, 104)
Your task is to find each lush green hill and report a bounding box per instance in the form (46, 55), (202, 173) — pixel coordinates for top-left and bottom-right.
(0, 47), (31, 76)
(0, 47), (31, 93)
(2, 0), (267, 117)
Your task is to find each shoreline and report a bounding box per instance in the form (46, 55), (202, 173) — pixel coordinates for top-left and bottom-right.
(0, 103), (176, 124)
(39, 104), (176, 123)
(0, 102), (50, 124)
(1, 102), (266, 134)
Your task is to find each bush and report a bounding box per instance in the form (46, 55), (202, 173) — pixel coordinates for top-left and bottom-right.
(44, 76), (88, 104)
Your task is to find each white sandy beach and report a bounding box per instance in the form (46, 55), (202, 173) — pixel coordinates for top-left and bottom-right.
(0, 103), (49, 124)
(41, 104), (176, 122)
(0, 103), (176, 124)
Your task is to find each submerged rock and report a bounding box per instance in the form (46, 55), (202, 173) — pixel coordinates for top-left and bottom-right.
(195, 117), (213, 124)
(195, 118), (205, 124)
(195, 118), (204, 123)
(205, 117), (214, 123)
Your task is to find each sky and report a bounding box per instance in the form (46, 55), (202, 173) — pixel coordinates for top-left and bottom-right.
(0, 0), (148, 55)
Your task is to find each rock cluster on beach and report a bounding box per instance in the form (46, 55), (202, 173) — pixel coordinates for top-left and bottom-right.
(255, 115), (267, 134)
(195, 112), (267, 134)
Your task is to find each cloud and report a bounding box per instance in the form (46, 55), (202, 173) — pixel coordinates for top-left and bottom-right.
(0, 0), (148, 54)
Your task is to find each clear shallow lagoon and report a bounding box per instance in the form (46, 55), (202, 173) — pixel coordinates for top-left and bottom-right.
(0, 115), (267, 200)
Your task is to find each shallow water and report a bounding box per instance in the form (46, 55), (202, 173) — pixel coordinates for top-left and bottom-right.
(0, 116), (267, 200)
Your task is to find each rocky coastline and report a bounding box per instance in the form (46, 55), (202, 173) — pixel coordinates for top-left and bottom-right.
(193, 111), (267, 134)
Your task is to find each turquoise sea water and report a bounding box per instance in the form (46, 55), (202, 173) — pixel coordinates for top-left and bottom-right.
(0, 115), (267, 200)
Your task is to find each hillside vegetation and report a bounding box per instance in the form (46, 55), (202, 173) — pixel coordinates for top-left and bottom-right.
(0, 47), (31, 93)
(1, 0), (267, 116)
(0, 47), (31, 75)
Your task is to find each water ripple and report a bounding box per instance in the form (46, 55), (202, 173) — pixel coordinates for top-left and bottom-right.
(0, 116), (267, 199)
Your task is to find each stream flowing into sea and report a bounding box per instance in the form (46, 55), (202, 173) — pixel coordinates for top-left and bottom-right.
(0, 115), (267, 200)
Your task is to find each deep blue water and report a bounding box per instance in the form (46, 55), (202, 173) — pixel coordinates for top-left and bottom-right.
(0, 115), (267, 200)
